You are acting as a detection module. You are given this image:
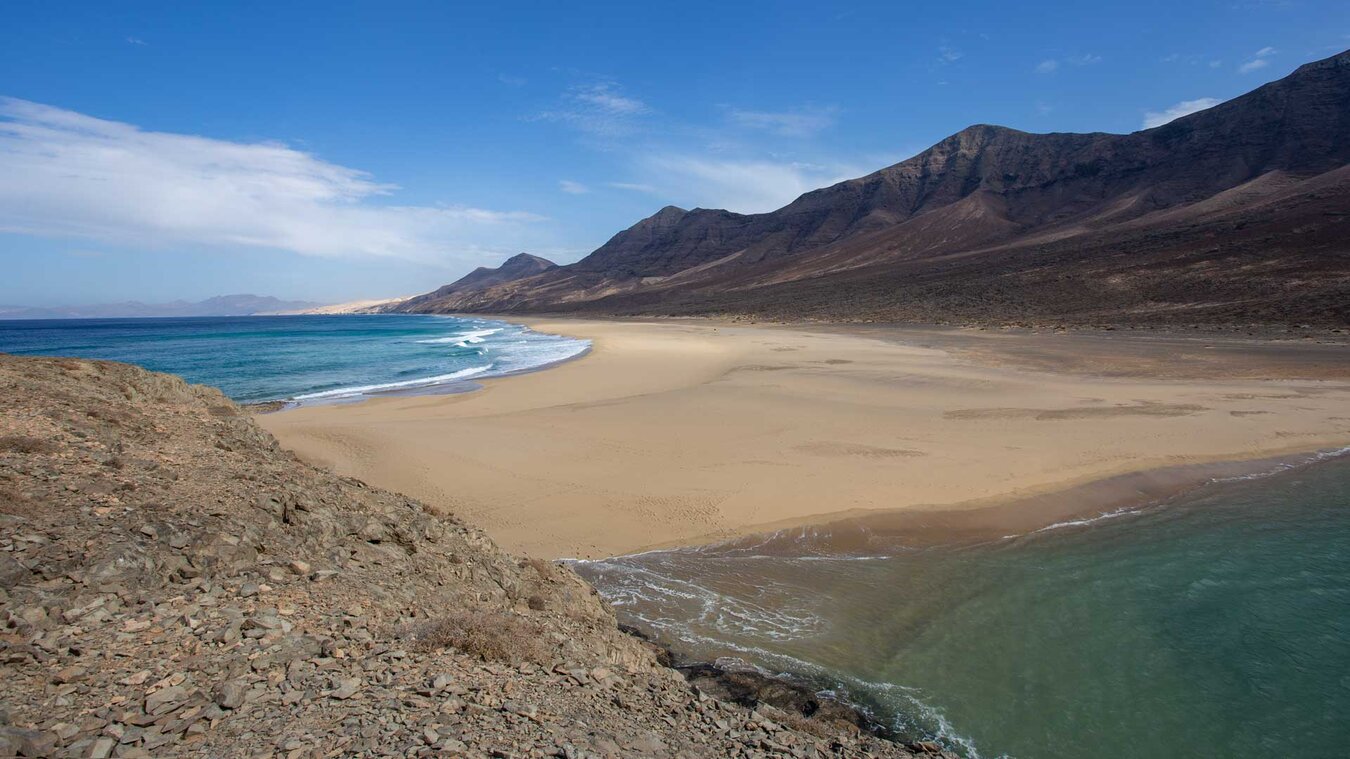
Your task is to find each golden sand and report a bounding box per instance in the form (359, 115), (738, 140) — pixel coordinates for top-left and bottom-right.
(257, 320), (1350, 558)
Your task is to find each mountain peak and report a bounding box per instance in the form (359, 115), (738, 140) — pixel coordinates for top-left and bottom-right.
(393, 49), (1350, 328)
(1292, 47), (1349, 75)
(394, 252), (556, 313)
(501, 252), (556, 268)
(637, 206), (689, 227)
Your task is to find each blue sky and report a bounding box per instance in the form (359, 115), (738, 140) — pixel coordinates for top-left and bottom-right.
(1, 1), (1346, 306)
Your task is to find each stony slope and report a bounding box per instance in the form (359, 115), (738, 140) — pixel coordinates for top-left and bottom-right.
(394, 50), (1350, 327)
(0, 355), (940, 758)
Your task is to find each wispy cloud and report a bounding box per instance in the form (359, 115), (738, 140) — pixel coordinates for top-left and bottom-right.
(1035, 54), (1101, 74)
(1162, 52), (1223, 68)
(125, 36), (146, 46)
(573, 83), (648, 115)
(497, 73), (527, 87)
(607, 182), (659, 194)
(538, 81), (879, 214)
(1142, 97), (1220, 128)
(633, 154), (866, 214)
(1238, 46), (1276, 73)
(0, 98), (549, 264)
(537, 81), (650, 136)
(558, 179), (588, 194)
(937, 45), (963, 63)
(727, 106), (838, 138)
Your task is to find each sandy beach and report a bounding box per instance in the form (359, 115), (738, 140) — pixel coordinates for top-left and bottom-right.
(256, 320), (1350, 558)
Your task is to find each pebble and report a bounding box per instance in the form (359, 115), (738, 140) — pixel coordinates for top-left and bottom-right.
(215, 679), (248, 710)
(330, 677), (362, 700)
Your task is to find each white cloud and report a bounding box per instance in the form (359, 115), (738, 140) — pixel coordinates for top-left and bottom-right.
(1036, 54), (1100, 74)
(608, 182), (659, 194)
(573, 83), (648, 115)
(938, 46), (963, 63)
(497, 73), (527, 87)
(634, 154), (864, 214)
(0, 98), (548, 264)
(727, 107), (837, 138)
(537, 82), (650, 136)
(1141, 97), (1221, 129)
(1239, 46), (1276, 73)
(126, 37), (146, 46)
(558, 179), (589, 194)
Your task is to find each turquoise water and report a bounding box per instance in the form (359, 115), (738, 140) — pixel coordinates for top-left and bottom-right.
(576, 456), (1350, 758)
(0, 314), (588, 404)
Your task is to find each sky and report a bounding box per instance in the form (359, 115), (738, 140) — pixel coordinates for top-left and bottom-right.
(1, 1), (1347, 306)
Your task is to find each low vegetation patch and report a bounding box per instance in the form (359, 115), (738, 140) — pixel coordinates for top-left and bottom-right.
(0, 435), (59, 455)
(407, 610), (549, 664)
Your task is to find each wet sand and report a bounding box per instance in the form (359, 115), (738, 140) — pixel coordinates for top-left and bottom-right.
(256, 319), (1350, 558)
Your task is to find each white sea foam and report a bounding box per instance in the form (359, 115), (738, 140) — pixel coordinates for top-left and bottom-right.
(290, 319), (589, 405)
(581, 558), (824, 640)
(1030, 505), (1146, 534)
(1209, 445), (1350, 482)
(293, 364), (493, 401)
(614, 622), (986, 757)
(456, 327), (502, 344)
(415, 327), (502, 345)
(1001, 445), (1350, 539)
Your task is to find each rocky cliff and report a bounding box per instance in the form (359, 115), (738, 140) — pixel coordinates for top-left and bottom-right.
(394, 50), (1350, 328)
(0, 355), (940, 758)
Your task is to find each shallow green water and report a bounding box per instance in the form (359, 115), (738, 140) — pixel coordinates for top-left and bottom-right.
(577, 456), (1350, 758)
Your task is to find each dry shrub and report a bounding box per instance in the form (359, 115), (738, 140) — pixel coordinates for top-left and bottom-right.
(408, 610), (549, 664)
(770, 709), (840, 739)
(0, 484), (37, 517)
(0, 435), (59, 455)
(524, 557), (555, 580)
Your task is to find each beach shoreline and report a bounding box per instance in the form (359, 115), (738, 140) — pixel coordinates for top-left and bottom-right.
(255, 317), (1350, 559)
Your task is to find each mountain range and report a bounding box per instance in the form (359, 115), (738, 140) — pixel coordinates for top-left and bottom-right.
(394, 50), (1350, 328)
(0, 294), (322, 320)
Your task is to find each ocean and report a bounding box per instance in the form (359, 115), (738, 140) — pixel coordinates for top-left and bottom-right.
(573, 455), (1350, 758)
(4, 315), (1346, 758)
(0, 314), (589, 404)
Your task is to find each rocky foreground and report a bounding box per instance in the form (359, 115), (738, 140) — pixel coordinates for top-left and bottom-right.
(0, 355), (944, 759)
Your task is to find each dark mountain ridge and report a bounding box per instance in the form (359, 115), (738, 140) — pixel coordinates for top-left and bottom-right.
(397, 253), (557, 313)
(395, 50), (1350, 327)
